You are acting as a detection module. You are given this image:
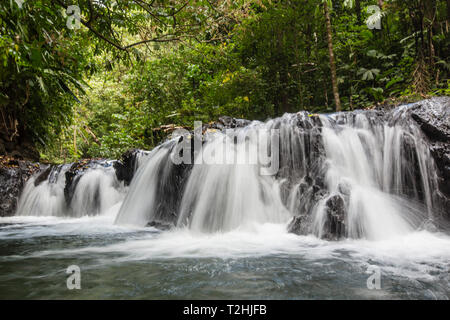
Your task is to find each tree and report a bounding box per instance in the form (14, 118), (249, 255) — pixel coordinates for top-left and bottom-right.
(323, 1), (342, 112)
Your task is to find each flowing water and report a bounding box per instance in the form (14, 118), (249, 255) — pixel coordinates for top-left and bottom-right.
(1, 103), (449, 299)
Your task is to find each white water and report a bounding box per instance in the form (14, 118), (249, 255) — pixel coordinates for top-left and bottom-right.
(178, 133), (290, 232)
(16, 163), (126, 218)
(3, 102), (449, 299)
(1, 214), (449, 293)
(16, 165), (70, 217)
(13, 105), (446, 242)
(115, 147), (171, 226)
(310, 115), (431, 240)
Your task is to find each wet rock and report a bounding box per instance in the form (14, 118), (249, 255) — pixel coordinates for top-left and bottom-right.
(34, 166), (52, 186)
(209, 116), (252, 129)
(287, 215), (309, 235)
(150, 152), (192, 225)
(338, 182), (351, 196)
(410, 97), (450, 142)
(114, 149), (147, 186)
(64, 159), (113, 205)
(322, 195), (346, 240)
(0, 159), (41, 216)
(146, 220), (175, 231)
(409, 97), (450, 217)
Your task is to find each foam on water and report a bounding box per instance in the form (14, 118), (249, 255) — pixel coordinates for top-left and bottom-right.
(1, 215), (449, 284)
(16, 163), (126, 218)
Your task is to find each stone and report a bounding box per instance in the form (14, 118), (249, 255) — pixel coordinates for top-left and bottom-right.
(146, 220), (175, 230)
(113, 149), (145, 186)
(409, 97), (450, 216)
(0, 159), (40, 216)
(287, 215), (309, 235)
(323, 195), (346, 240)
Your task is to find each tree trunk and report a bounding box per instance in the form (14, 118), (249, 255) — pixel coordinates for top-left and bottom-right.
(447, 0), (450, 22)
(324, 1), (341, 112)
(355, 0), (362, 24)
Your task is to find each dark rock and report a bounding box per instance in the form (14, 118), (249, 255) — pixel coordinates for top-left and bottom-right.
(146, 220), (175, 231)
(410, 98), (450, 142)
(34, 166), (52, 186)
(0, 160), (41, 216)
(213, 116), (251, 129)
(322, 195), (346, 240)
(235, 119), (252, 128)
(150, 144), (193, 225)
(287, 215), (309, 235)
(114, 149), (147, 186)
(409, 97), (450, 216)
(64, 159), (112, 205)
(218, 116), (234, 128)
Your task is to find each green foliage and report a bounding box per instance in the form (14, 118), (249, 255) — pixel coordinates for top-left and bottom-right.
(0, 0), (92, 148)
(2, 0), (449, 161)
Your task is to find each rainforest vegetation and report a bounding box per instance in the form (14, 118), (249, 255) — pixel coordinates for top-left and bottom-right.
(1, 0), (449, 162)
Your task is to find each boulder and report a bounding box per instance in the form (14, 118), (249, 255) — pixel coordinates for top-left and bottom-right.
(113, 149), (146, 186)
(409, 97), (450, 217)
(287, 215), (309, 235)
(322, 195), (346, 240)
(0, 158), (40, 216)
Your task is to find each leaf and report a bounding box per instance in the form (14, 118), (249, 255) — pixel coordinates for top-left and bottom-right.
(36, 76), (47, 95)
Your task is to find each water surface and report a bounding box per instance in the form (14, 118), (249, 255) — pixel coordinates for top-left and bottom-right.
(1, 215), (448, 300)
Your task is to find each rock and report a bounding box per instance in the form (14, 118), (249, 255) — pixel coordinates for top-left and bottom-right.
(410, 97), (450, 142)
(146, 220), (175, 231)
(34, 166), (52, 186)
(322, 195), (346, 240)
(211, 116), (251, 129)
(218, 116), (234, 128)
(64, 159), (113, 205)
(0, 159), (41, 216)
(287, 215), (309, 235)
(409, 97), (450, 218)
(113, 149), (143, 186)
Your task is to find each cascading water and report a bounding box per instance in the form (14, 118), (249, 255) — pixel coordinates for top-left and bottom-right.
(14, 102), (445, 241)
(309, 112), (434, 240)
(16, 161), (127, 218)
(177, 129), (290, 232)
(16, 164), (71, 217)
(113, 105), (444, 241)
(3, 98), (449, 299)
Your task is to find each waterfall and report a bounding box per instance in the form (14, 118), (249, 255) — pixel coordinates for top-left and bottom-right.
(310, 113), (433, 240)
(16, 165), (70, 217)
(113, 105), (443, 240)
(16, 161), (126, 217)
(177, 130), (290, 232)
(114, 145), (175, 227)
(14, 101), (446, 241)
